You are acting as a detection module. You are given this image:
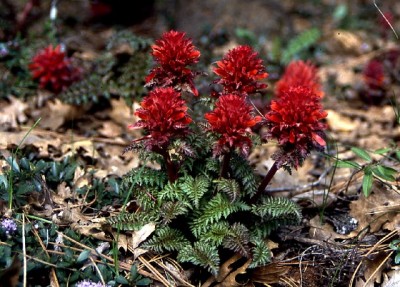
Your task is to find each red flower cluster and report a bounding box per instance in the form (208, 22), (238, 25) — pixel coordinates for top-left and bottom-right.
(130, 87), (192, 151)
(363, 59), (385, 90)
(29, 45), (81, 93)
(146, 30), (200, 96)
(275, 60), (323, 98)
(213, 45), (268, 96)
(205, 94), (261, 156)
(266, 86), (327, 168)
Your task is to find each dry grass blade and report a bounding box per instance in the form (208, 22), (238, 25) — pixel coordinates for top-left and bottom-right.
(137, 255), (172, 286)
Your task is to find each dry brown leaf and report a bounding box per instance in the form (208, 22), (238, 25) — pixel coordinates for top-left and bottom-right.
(251, 263), (290, 285)
(0, 97), (28, 130)
(131, 222), (156, 249)
(0, 130), (62, 158)
(350, 186), (400, 233)
(382, 268), (400, 287)
(326, 109), (359, 132)
(38, 99), (85, 130)
(109, 98), (135, 127)
(61, 139), (99, 159)
(325, 30), (364, 55)
(356, 252), (390, 287)
(98, 121), (123, 138)
(309, 215), (355, 241)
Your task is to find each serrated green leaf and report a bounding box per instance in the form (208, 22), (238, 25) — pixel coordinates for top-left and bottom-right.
(372, 165), (397, 181)
(335, 160), (360, 169)
(76, 249), (91, 263)
(362, 169), (373, 197)
(351, 147), (372, 162)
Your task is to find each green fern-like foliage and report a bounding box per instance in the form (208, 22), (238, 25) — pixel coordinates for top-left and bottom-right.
(120, 123), (302, 277)
(160, 201), (190, 224)
(230, 154), (258, 196)
(281, 27), (321, 64)
(214, 178), (241, 202)
(106, 30), (152, 106)
(191, 193), (250, 237)
(252, 197), (302, 220)
(180, 175), (210, 208)
(106, 30), (152, 53)
(177, 241), (220, 276)
(143, 227), (190, 253)
(222, 223), (251, 257)
(251, 197), (302, 238)
(200, 221), (230, 245)
(123, 166), (167, 190)
(59, 73), (110, 105)
(106, 212), (157, 231)
(107, 51), (150, 106)
(248, 239), (271, 268)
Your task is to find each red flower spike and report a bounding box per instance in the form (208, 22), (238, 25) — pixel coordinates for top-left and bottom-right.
(130, 87), (192, 151)
(146, 30), (200, 96)
(275, 60), (323, 98)
(205, 94), (262, 156)
(29, 44), (81, 94)
(266, 86), (327, 169)
(213, 45), (268, 96)
(363, 59), (385, 90)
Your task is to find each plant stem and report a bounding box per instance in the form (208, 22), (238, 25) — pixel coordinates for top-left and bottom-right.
(251, 160), (279, 203)
(162, 151), (178, 183)
(220, 151), (231, 178)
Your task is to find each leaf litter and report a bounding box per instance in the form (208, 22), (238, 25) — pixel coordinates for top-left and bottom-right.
(0, 0), (400, 286)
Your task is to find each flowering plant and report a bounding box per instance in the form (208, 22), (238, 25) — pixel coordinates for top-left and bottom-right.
(119, 30), (327, 278)
(29, 44), (81, 93)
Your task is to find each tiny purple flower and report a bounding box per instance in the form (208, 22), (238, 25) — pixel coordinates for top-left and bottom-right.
(1, 218), (17, 235)
(75, 280), (111, 287)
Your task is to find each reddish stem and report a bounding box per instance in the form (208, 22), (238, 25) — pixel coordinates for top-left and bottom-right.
(220, 151), (231, 178)
(161, 151), (178, 183)
(251, 160), (279, 203)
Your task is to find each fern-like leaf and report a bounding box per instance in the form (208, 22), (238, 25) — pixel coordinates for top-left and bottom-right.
(143, 227), (190, 253)
(122, 167), (167, 190)
(191, 194), (250, 237)
(214, 178), (241, 202)
(160, 201), (190, 224)
(158, 181), (183, 201)
(281, 28), (321, 64)
(230, 155), (258, 196)
(252, 197), (301, 221)
(251, 197), (302, 238)
(199, 221), (230, 245)
(180, 175), (210, 208)
(222, 223), (251, 257)
(106, 212), (157, 231)
(248, 239), (271, 268)
(177, 241), (220, 276)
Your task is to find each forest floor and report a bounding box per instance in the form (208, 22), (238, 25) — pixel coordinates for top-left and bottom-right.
(0, 0), (399, 286)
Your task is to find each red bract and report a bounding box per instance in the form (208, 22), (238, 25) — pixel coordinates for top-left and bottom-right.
(29, 45), (81, 93)
(275, 60), (323, 98)
(205, 94), (261, 156)
(146, 30), (200, 96)
(130, 87), (192, 151)
(266, 86), (327, 169)
(213, 45), (268, 96)
(363, 59), (385, 90)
